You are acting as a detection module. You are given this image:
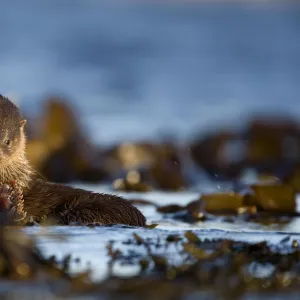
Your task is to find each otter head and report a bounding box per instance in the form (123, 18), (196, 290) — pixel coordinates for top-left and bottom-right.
(0, 95), (27, 167)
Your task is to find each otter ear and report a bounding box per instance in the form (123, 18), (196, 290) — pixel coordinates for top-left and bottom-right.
(20, 119), (27, 129)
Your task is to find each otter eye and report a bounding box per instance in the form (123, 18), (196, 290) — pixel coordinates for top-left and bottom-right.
(5, 139), (11, 146)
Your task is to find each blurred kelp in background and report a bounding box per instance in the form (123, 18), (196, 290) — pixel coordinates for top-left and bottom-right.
(25, 96), (300, 193)
(1, 0), (300, 299)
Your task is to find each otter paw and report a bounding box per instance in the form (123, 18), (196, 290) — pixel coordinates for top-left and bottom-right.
(0, 184), (13, 210)
(0, 182), (27, 225)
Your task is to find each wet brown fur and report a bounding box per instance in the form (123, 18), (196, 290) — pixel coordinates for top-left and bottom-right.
(24, 179), (146, 226)
(0, 95), (146, 227)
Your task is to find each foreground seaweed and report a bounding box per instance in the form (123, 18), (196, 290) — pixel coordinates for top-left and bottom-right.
(99, 231), (300, 299)
(0, 214), (93, 298)
(2, 217), (300, 299)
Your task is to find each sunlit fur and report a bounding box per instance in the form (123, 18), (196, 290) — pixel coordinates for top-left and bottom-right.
(0, 96), (33, 189)
(0, 95), (146, 227)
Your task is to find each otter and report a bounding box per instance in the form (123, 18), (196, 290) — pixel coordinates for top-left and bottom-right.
(0, 95), (146, 227)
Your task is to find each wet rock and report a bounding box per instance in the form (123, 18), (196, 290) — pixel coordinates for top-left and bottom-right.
(149, 159), (186, 191)
(189, 116), (300, 181)
(27, 97), (108, 183)
(113, 178), (152, 192)
(244, 117), (300, 169)
(26, 139), (49, 172)
(104, 142), (157, 172)
(283, 165), (300, 192)
(149, 143), (187, 191)
(236, 205), (257, 216)
(156, 200), (207, 223)
(249, 183), (296, 213)
(108, 142), (188, 191)
(200, 192), (244, 214)
(112, 169), (152, 192)
(185, 200), (207, 220)
(157, 204), (185, 214)
(189, 131), (245, 180)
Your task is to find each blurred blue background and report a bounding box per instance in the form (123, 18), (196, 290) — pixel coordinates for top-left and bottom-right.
(1, 0), (300, 144)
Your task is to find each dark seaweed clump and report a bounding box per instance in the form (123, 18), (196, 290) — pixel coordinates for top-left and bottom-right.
(101, 231), (300, 300)
(2, 224), (299, 299)
(0, 223), (92, 299)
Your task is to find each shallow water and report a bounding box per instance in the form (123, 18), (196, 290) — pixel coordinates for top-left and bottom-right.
(19, 183), (300, 282)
